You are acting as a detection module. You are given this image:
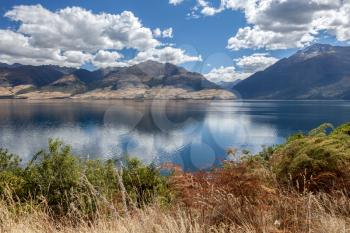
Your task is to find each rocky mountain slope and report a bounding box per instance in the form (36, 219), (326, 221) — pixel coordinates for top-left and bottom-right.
(0, 61), (235, 100)
(234, 44), (350, 99)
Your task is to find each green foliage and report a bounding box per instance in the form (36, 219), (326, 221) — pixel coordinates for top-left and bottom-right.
(272, 123), (350, 191)
(2, 120), (348, 217)
(122, 157), (172, 206)
(84, 159), (118, 198)
(0, 149), (24, 194)
(24, 140), (81, 210)
(256, 146), (277, 162)
(331, 123), (350, 136)
(0, 139), (172, 217)
(0, 149), (21, 172)
(286, 132), (305, 143)
(308, 123), (334, 136)
(239, 146), (278, 170)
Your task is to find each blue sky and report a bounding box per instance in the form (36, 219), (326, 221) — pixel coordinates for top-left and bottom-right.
(0, 0), (349, 82)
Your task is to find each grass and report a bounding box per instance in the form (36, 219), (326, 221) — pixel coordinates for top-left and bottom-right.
(1, 123), (350, 232)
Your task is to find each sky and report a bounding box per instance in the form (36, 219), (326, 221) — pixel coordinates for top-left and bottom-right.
(0, 0), (350, 83)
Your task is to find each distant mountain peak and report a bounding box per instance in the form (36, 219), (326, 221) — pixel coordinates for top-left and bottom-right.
(303, 43), (333, 51)
(137, 60), (163, 66)
(234, 43), (350, 100)
(295, 43), (336, 60)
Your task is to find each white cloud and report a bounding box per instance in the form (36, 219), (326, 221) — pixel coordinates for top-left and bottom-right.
(92, 50), (125, 68)
(63, 51), (93, 65)
(227, 26), (315, 50)
(235, 53), (278, 72)
(0, 5), (198, 68)
(197, 0), (224, 16)
(169, 0), (185, 6)
(153, 27), (173, 38)
(5, 5), (158, 52)
(226, 0), (350, 50)
(205, 53), (278, 83)
(162, 28), (173, 38)
(153, 28), (162, 37)
(130, 46), (202, 65)
(314, 2), (350, 42)
(184, 0), (246, 17)
(178, 0), (350, 50)
(205, 66), (251, 83)
(0, 29), (89, 67)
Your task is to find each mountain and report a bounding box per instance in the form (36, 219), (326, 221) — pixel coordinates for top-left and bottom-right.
(42, 75), (88, 94)
(0, 60), (235, 100)
(0, 63), (23, 68)
(234, 44), (350, 99)
(218, 79), (242, 90)
(0, 65), (65, 87)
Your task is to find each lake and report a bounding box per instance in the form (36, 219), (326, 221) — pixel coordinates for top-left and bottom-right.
(0, 100), (349, 171)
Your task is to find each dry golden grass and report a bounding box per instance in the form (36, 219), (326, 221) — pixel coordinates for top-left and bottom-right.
(1, 194), (350, 233)
(0, 203), (252, 233)
(2, 163), (350, 233)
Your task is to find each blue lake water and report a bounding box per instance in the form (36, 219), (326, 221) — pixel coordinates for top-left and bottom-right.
(0, 100), (349, 171)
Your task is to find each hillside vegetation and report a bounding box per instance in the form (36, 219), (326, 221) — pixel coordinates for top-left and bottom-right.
(1, 123), (350, 232)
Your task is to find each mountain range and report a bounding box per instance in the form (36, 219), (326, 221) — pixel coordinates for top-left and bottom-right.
(234, 44), (350, 99)
(0, 60), (234, 100)
(1, 43), (350, 100)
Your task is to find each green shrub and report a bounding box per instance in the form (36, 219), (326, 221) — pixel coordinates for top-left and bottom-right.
(271, 123), (350, 192)
(0, 139), (172, 217)
(122, 157), (172, 206)
(0, 149), (21, 172)
(19, 139), (105, 216)
(84, 159), (118, 198)
(331, 123), (350, 136)
(0, 149), (24, 194)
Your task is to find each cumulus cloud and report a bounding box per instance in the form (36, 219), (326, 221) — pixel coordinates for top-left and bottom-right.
(130, 46), (202, 65)
(153, 28), (162, 38)
(182, 0), (246, 17)
(197, 0), (225, 16)
(177, 0), (350, 50)
(92, 50), (125, 68)
(235, 53), (278, 73)
(153, 27), (173, 38)
(5, 5), (158, 52)
(314, 2), (350, 41)
(162, 28), (174, 38)
(205, 66), (251, 83)
(63, 51), (93, 66)
(227, 26), (315, 50)
(205, 53), (278, 83)
(227, 0), (350, 50)
(169, 0), (185, 6)
(0, 29), (89, 67)
(0, 5), (199, 68)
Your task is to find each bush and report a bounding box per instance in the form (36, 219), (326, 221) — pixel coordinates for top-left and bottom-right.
(122, 157), (172, 206)
(23, 140), (82, 213)
(0, 149), (24, 194)
(271, 123), (350, 192)
(0, 139), (172, 217)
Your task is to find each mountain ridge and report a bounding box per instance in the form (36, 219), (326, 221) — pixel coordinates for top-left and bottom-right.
(0, 60), (235, 100)
(234, 43), (350, 100)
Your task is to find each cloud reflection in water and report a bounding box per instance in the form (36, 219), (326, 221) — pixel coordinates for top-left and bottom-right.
(0, 100), (283, 170)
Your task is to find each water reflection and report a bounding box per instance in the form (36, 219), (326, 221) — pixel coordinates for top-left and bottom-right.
(0, 100), (349, 171)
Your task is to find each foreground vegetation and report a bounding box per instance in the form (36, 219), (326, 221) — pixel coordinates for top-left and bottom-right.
(1, 123), (350, 232)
